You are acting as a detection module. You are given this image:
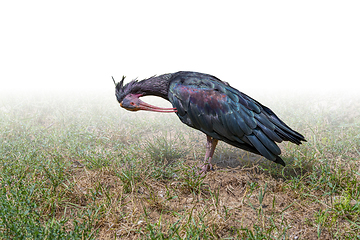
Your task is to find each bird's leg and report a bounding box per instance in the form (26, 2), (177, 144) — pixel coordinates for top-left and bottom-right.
(198, 135), (218, 175)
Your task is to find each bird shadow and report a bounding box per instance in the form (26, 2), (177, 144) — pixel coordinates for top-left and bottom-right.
(212, 152), (262, 169)
(210, 149), (310, 180)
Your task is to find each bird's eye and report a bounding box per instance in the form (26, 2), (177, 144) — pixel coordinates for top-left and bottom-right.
(130, 102), (134, 105)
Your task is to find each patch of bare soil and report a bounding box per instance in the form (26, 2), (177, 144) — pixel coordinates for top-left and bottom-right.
(62, 158), (336, 239)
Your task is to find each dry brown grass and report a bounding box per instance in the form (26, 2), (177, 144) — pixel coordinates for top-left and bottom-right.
(61, 159), (347, 239)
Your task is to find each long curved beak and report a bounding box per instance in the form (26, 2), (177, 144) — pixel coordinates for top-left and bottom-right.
(138, 100), (177, 113)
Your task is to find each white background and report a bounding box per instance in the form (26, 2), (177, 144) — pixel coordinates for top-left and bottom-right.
(1, 1), (359, 94)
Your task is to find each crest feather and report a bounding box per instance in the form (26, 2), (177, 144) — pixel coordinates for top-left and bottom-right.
(113, 76), (139, 103)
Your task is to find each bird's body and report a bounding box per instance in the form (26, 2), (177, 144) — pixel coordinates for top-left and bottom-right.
(114, 71), (306, 173)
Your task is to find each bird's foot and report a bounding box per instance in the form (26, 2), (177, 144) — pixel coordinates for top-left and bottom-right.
(197, 163), (214, 176)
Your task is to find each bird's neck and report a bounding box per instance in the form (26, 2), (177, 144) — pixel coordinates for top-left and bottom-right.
(133, 73), (172, 100)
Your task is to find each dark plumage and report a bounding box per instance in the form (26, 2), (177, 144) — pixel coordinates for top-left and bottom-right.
(113, 71), (306, 173)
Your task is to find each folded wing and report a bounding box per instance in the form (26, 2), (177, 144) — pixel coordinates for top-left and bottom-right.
(168, 72), (306, 166)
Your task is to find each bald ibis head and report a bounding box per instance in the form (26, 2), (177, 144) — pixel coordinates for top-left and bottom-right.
(112, 76), (177, 113)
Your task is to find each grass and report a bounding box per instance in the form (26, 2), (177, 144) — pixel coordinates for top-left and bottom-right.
(0, 89), (359, 239)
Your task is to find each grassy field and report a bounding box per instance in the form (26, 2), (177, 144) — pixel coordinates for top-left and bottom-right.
(0, 89), (359, 239)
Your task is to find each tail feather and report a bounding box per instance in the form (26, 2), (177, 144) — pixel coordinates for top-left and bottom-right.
(274, 156), (286, 166)
(262, 106), (306, 145)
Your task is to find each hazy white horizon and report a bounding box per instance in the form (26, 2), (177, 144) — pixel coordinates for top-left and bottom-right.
(1, 1), (359, 95)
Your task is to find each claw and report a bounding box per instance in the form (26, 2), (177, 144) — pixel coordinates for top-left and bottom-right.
(197, 163), (214, 176)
